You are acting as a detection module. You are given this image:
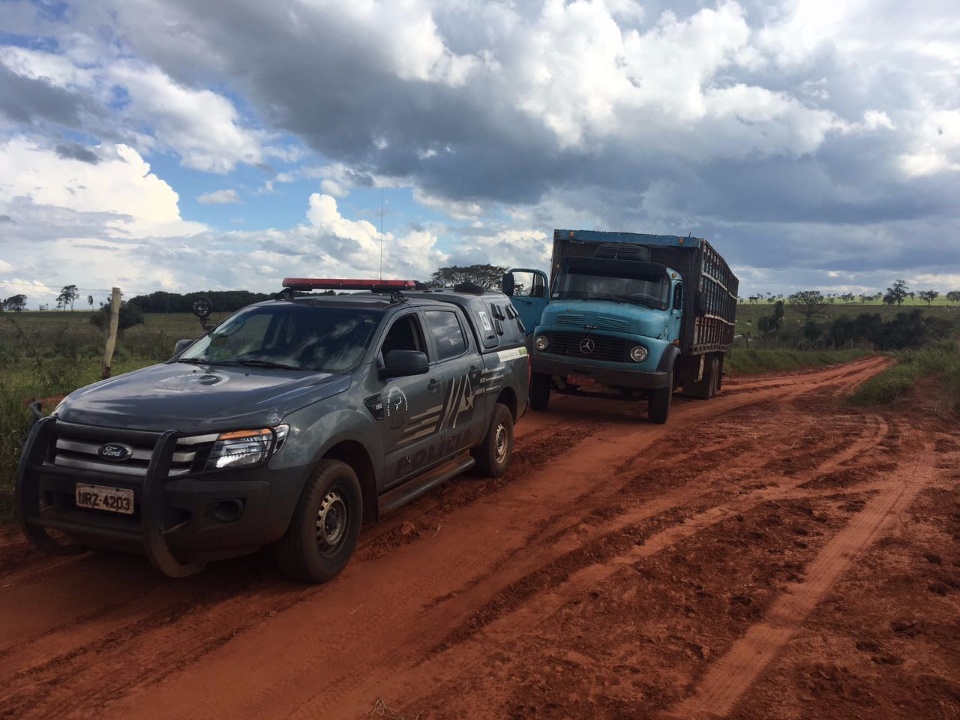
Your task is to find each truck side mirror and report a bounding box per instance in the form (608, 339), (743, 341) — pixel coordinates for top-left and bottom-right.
(382, 350), (429, 378)
(173, 338), (194, 356)
(695, 292), (708, 317)
(501, 273), (515, 297)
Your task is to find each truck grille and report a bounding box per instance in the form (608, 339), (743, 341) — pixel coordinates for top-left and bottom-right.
(556, 314), (628, 332)
(541, 332), (628, 362)
(48, 422), (212, 480)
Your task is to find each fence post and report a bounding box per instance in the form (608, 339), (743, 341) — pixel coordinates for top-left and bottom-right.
(102, 287), (121, 379)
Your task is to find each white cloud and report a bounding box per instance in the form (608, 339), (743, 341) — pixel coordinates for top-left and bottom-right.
(109, 63), (265, 173)
(198, 189), (240, 204)
(0, 138), (205, 237)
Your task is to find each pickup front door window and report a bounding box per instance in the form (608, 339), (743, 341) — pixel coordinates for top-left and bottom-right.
(378, 312), (451, 487)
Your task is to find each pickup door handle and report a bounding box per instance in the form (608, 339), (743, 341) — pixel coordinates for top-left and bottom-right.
(428, 378), (442, 392)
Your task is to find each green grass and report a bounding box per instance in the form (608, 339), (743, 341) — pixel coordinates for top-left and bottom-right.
(848, 341), (960, 415)
(724, 347), (873, 376)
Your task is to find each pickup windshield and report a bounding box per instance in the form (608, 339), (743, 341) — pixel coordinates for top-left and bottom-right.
(178, 304), (381, 372)
(553, 262), (670, 310)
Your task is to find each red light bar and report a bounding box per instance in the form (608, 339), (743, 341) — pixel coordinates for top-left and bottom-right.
(282, 278), (417, 291)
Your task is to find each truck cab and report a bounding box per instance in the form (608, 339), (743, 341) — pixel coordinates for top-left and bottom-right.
(503, 229), (737, 424)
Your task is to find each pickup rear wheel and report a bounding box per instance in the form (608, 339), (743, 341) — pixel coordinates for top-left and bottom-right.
(530, 372), (551, 412)
(275, 459), (362, 584)
(472, 403), (514, 477)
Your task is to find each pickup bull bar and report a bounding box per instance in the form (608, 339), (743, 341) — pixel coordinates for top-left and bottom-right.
(16, 416), (206, 577)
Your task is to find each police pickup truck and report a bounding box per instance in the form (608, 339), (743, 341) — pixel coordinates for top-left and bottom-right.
(17, 279), (529, 583)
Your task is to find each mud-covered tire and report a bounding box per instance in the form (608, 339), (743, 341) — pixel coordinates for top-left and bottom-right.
(530, 372), (551, 412)
(648, 366), (673, 424)
(472, 403), (514, 478)
(275, 459), (362, 584)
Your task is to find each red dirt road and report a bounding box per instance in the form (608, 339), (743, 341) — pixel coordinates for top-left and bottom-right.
(2, 356), (959, 719)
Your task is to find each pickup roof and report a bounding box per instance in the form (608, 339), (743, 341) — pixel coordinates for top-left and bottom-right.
(16, 280), (529, 583)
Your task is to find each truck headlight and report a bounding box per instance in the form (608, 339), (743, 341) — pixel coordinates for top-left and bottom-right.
(534, 335), (549, 351)
(205, 425), (289, 470)
(629, 345), (648, 363)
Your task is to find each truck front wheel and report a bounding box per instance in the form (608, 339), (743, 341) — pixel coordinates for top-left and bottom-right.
(530, 372), (551, 411)
(275, 459), (363, 584)
(472, 403), (514, 477)
(648, 367), (673, 424)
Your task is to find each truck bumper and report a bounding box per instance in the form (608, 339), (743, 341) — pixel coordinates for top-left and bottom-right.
(16, 417), (310, 576)
(531, 355), (671, 391)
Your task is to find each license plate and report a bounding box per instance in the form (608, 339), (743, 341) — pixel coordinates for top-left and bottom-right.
(568, 374), (600, 390)
(75, 483), (135, 515)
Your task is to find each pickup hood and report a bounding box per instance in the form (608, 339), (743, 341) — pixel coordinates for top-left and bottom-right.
(55, 362), (352, 432)
(542, 300), (670, 340)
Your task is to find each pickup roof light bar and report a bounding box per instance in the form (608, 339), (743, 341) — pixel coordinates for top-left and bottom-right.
(282, 278), (418, 292)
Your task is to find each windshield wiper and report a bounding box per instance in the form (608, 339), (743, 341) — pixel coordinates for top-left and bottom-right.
(229, 359), (302, 370)
(177, 357), (208, 365)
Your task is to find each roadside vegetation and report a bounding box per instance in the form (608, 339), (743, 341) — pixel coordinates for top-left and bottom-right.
(847, 340), (960, 415)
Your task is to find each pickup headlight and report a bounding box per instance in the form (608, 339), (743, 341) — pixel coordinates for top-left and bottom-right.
(629, 345), (649, 363)
(204, 425), (289, 470)
(534, 335), (549, 351)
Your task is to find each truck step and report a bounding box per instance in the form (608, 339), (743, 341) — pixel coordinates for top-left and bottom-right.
(378, 454), (477, 515)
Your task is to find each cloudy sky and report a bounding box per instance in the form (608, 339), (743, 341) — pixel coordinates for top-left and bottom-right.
(1, 0), (959, 308)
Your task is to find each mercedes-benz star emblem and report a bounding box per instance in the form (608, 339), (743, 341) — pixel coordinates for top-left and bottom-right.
(579, 338), (596, 354)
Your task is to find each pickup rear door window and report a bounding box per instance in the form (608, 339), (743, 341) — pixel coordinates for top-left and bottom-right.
(424, 310), (484, 454)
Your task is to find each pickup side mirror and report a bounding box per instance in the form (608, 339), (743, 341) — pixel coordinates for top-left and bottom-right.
(501, 272), (515, 297)
(173, 338), (194, 356)
(382, 350), (429, 378)
(695, 291), (708, 317)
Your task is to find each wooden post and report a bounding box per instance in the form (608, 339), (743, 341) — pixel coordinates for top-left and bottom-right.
(102, 287), (121, 379)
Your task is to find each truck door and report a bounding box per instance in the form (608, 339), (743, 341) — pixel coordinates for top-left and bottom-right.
(377, 311), (450, 487)
(668, 280), (683, 342)
(423, 308), (485, 455)
(503, 268), (550, 339)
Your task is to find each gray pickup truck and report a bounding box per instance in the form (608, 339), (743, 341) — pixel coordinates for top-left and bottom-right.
(16, 279), (530, 583)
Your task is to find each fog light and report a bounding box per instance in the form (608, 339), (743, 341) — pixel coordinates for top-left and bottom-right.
(534, 335), (549, 351)
(629, 345), (648, 362)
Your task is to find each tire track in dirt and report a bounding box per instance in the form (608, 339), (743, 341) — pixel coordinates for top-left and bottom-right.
(275, 407), (895, 717)
(0, 357), (893, 720)
(666, 440), (936, 720)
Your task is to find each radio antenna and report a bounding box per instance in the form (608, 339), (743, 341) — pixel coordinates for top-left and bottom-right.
(379, 184), (384, 280)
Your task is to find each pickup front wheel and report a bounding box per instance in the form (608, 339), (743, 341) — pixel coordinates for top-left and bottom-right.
(472, 403), (514, 477)
(275, 459), (363, 584)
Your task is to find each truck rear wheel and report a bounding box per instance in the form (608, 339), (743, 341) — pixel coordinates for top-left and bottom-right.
(530, 372), (551, 411)
(472, 403), (514, 477)
(648, 367), (673, 424)
(275, 459), (362, 584)
(684, 354), (718, 400)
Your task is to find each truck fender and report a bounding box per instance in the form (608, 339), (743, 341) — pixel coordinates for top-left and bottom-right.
(657, 344), (681, 377)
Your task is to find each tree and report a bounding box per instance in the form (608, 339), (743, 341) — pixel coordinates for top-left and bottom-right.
(56, 284), (79, 310)
(885, 279), (908, 306)
(947, 290), (960, 305)
(2, 294), (27, 311)
(87, 295), (94, 308)
(918, 290), (939, 307)
(788, 290), (825, 320)
(430, 264), (507, 290)
(89, 301), (145, 332)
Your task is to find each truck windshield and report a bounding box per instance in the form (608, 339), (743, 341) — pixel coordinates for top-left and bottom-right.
(178, 304), (381, 373)
(553, 266), (670, 310)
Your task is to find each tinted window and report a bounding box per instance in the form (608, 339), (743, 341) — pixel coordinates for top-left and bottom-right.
(425, 310), (468, 361)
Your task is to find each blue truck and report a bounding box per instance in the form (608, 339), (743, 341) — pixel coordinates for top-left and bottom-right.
(503, 229), (739, 423)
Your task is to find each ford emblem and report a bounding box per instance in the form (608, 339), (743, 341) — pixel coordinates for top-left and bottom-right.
(98, 443), (133, 462)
